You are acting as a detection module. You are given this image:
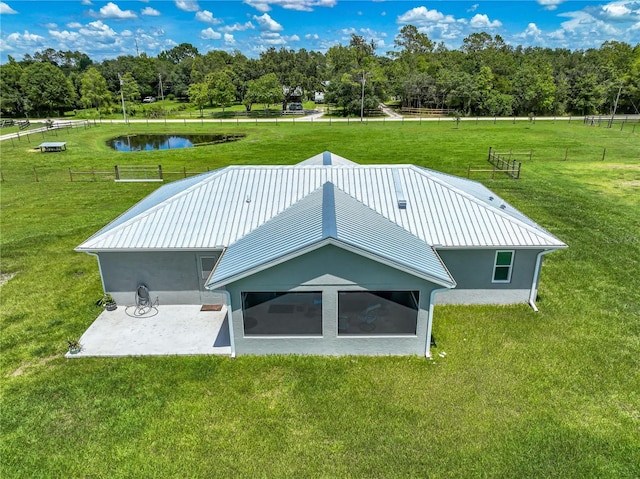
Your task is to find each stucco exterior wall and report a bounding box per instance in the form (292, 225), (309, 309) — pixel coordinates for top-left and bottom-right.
(223, 245), (441, 356)
(98, 251), (223, 305)
(434, 248), (543, 304)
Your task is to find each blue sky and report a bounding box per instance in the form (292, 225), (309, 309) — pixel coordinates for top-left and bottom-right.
(1, 1), (639, 63)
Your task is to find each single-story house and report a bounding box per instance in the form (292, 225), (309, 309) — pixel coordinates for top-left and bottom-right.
(76, 152), (566, 357)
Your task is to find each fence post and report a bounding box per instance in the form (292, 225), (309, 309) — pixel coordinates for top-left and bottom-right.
(158, 164), (163, 180)
(602, 148), (606, 161)
(33, 167), (39, 182)
(69, 168), (73, 182)
(115, 165), (120, 180)
(184, 166), (187, 178)
(488, 146), (492, 162)
(564, 148), (568, 161)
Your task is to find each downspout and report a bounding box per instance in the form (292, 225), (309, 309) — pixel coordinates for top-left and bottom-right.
(425, 287), (451, 359)
(213, 289), (236, 358)
(528, 250), (555, 312)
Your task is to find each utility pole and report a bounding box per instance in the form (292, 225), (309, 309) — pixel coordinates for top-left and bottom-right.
(609, 82), (623, 128)
(118, 73), (127, 124)
(360, 70), (366, 123)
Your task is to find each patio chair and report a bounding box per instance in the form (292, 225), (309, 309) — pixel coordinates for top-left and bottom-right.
(135, 284), (157, 316)
(359, 303), (381, 332)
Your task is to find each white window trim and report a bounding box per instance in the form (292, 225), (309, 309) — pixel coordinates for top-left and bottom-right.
(492, 250), (515, 283)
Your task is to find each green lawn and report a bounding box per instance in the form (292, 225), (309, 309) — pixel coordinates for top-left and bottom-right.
(1, 120), (639, 478)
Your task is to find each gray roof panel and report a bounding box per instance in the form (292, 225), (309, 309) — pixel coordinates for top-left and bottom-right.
(76, 153), (567, 252)
(207, 183), (455, 289)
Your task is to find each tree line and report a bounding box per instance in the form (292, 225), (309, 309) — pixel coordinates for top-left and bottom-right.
(1, 27), (639, 118)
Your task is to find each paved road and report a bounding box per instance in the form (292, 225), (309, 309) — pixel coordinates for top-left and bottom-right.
(2, 114), (638, 143)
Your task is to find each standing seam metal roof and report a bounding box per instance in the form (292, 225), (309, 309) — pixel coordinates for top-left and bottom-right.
(76, 152), (566, 252)
(207, 182), (455, 289)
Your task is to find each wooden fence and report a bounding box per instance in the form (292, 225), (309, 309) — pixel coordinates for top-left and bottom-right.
(467, 146), (526, 179)
(400, 107), (454, 117)
(67, 164), (213, 182)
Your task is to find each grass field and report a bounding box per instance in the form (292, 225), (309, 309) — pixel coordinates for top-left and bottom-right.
(1, 120), (639, 477)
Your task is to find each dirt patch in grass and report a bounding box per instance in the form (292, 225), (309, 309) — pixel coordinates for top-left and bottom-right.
(620, 180), (640, 187)
(8, 354), (58, 377)
(0, 272), (16, 287)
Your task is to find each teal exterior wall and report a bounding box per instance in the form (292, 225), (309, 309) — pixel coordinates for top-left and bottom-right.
(98, 251), (223, 305)
(224, 245), (441, 356)
(435, 248), (543, 304)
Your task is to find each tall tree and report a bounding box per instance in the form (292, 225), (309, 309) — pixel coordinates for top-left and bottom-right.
(80, 67), (112, 110)
(120, 72), (140, 103)
(243, 73), (282, 112)
(19, 62), (76, 116)
(188, 82), (210, 116)
(206, 71), (236, 112)
(0, 57), (25, 116)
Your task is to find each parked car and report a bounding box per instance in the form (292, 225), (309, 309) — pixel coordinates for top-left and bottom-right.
(288, 102), (303, 111)
(143, 96), (156, 103)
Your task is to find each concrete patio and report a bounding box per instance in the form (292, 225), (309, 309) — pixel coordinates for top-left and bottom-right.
(67, 304), (231, 358)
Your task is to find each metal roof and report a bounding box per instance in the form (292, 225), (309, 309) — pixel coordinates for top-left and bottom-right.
(76, 153), (567, 253)
(207, 183), (455, 289)
(296, 151), (359, 167)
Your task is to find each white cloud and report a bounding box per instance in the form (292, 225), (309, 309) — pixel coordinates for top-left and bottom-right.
(559, 10), (619, 36)
(67, 22), (83, 29)
(220, 21), (254, 32)
(0, 2), (18, 14)
(81, 0), (92, 5)
(253, 13), (283, 31)
(0, 2), (18, 15)
(79, 20), (118, 43)
(224, 33), (236, 45)
(397, 6), (466, 43)
(141, 7), (160, 16)
(305, 33), (319, 40)
(7, 30), (45, 43)
(397, 6), (457, 25)
(537, 0), (564, 11)
(5, 30), (48, 54)
(518, 22), (543, 39)
(195, 10), (221, 24)
(175, 0), (199, 12)
(49, 30), (82, 43)
(256, 31), (300, 46)
(594, 1), (640, 22)
(469, 13), (502, 29)
(244, 0), (336, 13)
(43, 22), (58, 29)
(92, 2), (137, 20)
(467, 4), (479, 13)
(200, 27), (221, 40)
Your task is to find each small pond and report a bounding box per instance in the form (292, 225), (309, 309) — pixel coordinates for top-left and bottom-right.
(106, 134), (245, 152)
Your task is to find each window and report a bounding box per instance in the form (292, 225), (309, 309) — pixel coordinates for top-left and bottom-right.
(337, 291), (419, 335)
(199, 255), (220, 281)
(493, 251), (514, 283)
(242, 292), (322, 336)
